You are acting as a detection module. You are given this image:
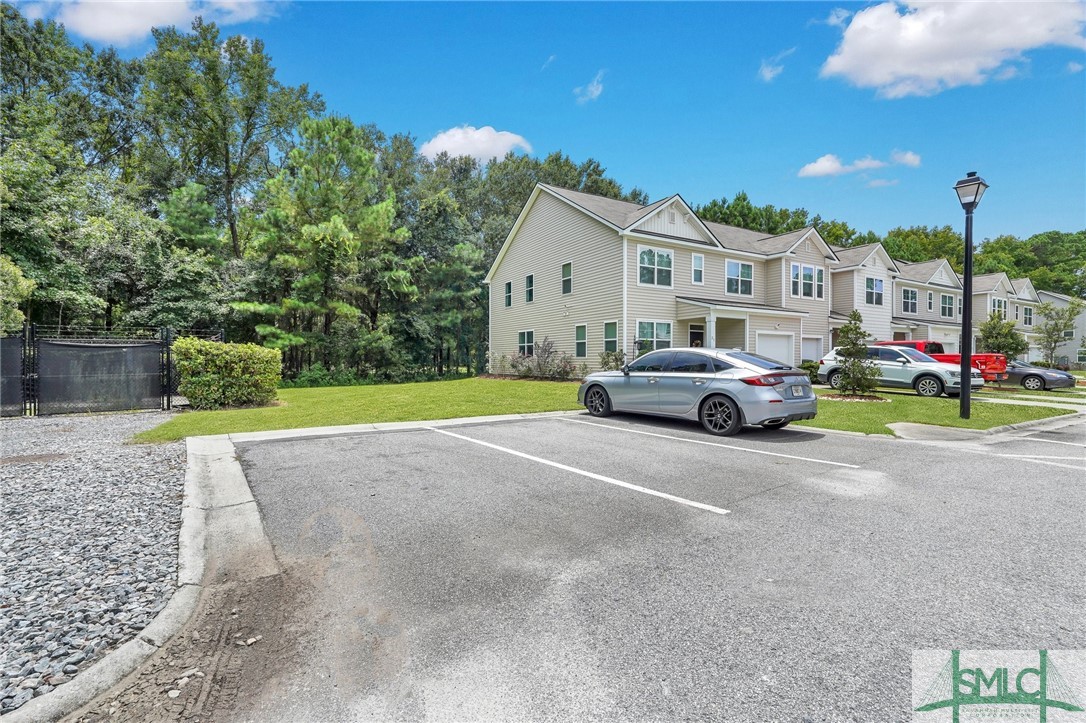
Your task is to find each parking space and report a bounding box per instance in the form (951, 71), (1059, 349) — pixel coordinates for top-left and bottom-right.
(229, 413), (1085, 721)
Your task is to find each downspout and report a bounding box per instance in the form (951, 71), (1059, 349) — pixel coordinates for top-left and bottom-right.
(622, 235), (628, 357)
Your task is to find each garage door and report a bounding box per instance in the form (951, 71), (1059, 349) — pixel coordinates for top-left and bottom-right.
(801, 337), (822, 362)
(757, 333), (794, 365)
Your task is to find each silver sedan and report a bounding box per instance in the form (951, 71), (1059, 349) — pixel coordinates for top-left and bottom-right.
(577, 348), (817, 436)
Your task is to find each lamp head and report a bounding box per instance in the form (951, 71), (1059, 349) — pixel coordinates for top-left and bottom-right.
(954, 171), (989, 211)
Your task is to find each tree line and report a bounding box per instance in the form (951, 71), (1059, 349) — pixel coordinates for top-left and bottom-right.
(2, 4), (1083, 381)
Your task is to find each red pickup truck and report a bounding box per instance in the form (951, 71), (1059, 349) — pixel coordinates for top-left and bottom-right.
(874, 340), (1009, 382)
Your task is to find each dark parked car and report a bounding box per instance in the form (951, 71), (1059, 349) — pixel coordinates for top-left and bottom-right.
(1004, 360), (1077, 391)
(577, 348), (816, 436)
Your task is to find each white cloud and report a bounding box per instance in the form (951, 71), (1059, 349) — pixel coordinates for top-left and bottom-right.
(541, 54), (556, 71)
(821, 1), (1086, 98)
(826, 8), (852, 28)
(891, 150), (921, 167)
(798, 149), (921, 178)
(1069, 61), (1084, 74)
(37, 0), (275, 46)
(798, 154), (886, 178)
(758, 47), (796, 83)
(867, 178), (899, 188)
(419, 126), (532, 163)
(574, 70), (605, 104)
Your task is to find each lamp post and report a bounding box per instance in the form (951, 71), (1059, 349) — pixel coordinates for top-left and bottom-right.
(953, 171), (989, 419)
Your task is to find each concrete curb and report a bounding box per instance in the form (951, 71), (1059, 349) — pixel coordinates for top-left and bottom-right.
(888, 408), (1085, 440)
(2, 433), (277, 723)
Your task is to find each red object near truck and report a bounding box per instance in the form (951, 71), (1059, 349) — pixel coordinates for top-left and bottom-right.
(874, 340), (1009, 382)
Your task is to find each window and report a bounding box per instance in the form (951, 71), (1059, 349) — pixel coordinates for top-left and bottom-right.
(638, 247), (673, 287)
(1023, 307), (1033, 326)
(525, 275), (534, 303)
(865, 278), (884, 306)
(603, 322), (618, 353)
(940, 294), (954, 318)
(574, 324), (587, 358)
(636, 320), (672, 353)
(1014, 304), (1020, 321)
(504, 282), (511, 307)
(668, 352), (710, 373)
(726, 260), (753, 296)
(692, 254), (704, 285)
(902, 289), (917, 314)
(1064, 330), (1075, 339)
(1079, 349), (1086, 363)
(790, 263), (824, 299)
(959, 297), (963, 316)
(992, 298), (1007, 318)
(928, 292), (934, 312)
(562, 263), (572, 295)
(518, 330), (534, 356)
(628, 351), (671, 372)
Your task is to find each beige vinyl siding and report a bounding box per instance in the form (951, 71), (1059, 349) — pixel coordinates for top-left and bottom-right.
(749, 315), (803, 365)
(489, 192), (622, 371)
(765, 259), (783, 307)
(715, 320), (746, 349)
(721, 257), (767, 302)
(782, 244), (832, 359)
(853, 255), (892, 341)
(831, 271), (855, 315)
(903, 283), (960, 326)
(632, 205), (711, 242)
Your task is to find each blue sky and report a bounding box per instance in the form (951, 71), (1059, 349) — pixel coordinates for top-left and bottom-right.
(22, 0), (1086, 241)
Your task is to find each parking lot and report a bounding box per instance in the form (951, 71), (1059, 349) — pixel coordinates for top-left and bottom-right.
(227, 413), (1084, 721)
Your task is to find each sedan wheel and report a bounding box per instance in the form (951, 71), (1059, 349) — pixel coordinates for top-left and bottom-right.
(914, 375), (944, 397)
(700, 395), (741, 436)
(1022, 375), (1045, 392)
(585, 385), (612, 417)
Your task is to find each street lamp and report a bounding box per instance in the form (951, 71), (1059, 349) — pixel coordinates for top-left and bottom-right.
(953, 171), (989, 419)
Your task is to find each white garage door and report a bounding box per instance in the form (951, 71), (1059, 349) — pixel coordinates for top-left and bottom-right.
(757, 333), (794, 365)
(801, 337), (822, 362)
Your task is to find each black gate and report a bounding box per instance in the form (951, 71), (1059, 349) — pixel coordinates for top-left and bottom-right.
(0, 326), (223, 417)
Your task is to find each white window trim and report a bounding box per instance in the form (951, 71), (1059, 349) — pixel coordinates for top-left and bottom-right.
(902, 288), (918, 315)
(517, 329), (535, 356)
(688, 323), (705, 347)
(725, 258), (754, 297)
(940, 293), (955, 319)
(691, 253), (704, 286)
(574, 323), (587, 358)
(561, 260), (573, 295)
(927, 291), (934, 311)
(1023, 307), (1033, 326)
(504, 281), (512, 307)
(603, 320), (619, 353)
(525, 274), (534, 303)
(864, 277), (884, 306)
(789, 262), (825, 300)
(635, 318), (674, 352)
(636, 245), (675, 289)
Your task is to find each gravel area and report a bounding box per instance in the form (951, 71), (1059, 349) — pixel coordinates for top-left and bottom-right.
(0, 412), (186, 713)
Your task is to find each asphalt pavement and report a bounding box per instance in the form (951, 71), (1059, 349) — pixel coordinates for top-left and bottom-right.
(214, 412), (1086, 722)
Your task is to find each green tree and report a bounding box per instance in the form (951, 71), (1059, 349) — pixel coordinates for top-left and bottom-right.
(161, 181), (220, 253)
(1035, 299), (1084, 365)
(142, 19), (324, 257)
(834, 310), (879, 395)
(0, 255), (35, 327)
(977, 312), (1028, 359)
(882, 226), (965, 267)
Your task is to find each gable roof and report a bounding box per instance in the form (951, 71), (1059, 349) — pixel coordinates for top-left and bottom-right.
(539, 184), (649, 229)
(968, 272), (1012, 294)
(829, 243), (899, 273)
(895, 258), (962, 288)
(1011, 277), (1039, 301)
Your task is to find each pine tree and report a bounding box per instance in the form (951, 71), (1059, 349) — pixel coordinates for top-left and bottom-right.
(835, 310), (879, 395)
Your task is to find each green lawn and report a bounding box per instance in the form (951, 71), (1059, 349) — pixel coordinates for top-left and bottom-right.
(794, 388), (1072, 435)
(136, 377), (1074, 442)
(135, 377), (582, 443)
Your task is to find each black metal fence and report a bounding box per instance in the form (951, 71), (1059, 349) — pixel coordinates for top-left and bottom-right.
(0, 325), (223, 417)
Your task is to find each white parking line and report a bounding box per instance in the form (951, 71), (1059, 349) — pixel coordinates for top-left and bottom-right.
(997, 454), (1084, 460)
(427, 427), (730, 516)
(1017, 436), (1086, 448)
(561, 418), (861, 469)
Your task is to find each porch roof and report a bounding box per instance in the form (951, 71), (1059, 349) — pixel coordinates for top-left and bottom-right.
(676, 296), (808, 318)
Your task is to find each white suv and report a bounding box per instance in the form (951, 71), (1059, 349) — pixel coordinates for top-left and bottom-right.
(817, 345), (984, 397)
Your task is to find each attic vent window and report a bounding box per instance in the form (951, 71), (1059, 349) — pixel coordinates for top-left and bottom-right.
(669, 210), (677, 224)
(805, 241), (811, 252)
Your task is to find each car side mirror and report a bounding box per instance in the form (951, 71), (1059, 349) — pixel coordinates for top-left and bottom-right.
(621, 363), (630, 375)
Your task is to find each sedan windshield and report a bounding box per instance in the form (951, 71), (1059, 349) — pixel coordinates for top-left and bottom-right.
(898, 347), (937, 363)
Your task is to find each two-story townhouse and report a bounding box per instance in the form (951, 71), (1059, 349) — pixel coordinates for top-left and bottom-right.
(964, 272), (1042, 359)
(1036, 289), (1086, 365)
(890, 259), (965, 351)
(828, 243), (899, 346)
(1008, 278), (1041, 360)
(484, 184), (839, 371)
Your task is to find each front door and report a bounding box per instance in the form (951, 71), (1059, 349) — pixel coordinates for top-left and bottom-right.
(689, 324), (705, 348)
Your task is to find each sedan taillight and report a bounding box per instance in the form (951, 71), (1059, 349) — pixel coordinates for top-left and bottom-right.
(741, 375), (786, 386)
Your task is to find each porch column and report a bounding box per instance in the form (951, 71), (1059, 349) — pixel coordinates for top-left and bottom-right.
(707, 313), (716, 348)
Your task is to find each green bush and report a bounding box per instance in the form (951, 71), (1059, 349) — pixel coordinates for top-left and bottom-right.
(799, 360), (820, 384)
(598, 350), (626, 371)
(173, 337), (281, 409)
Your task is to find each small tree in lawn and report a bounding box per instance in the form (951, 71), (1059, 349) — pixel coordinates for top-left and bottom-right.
(1036, 299), (1084, 365)
(836, 310), (879, 395)
(978, 312), (1028, 360)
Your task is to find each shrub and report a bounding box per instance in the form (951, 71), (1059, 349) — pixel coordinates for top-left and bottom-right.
(598, 350), (626, 371)
(173, 337), (281, 409)
(799, 360), (820, 384)
(835, 310), (879, 395)
(508, 336), (577, 380)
